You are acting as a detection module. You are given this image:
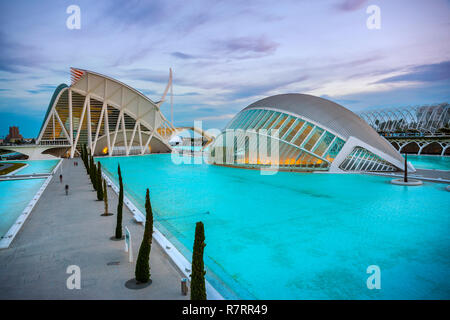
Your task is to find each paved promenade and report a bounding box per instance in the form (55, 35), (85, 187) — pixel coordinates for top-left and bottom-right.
(0, 158), (188, 299)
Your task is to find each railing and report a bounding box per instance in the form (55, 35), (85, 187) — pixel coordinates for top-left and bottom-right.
(38, 140), (71, 146)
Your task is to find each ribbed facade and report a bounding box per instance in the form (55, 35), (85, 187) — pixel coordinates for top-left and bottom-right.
(209, 94), (405, 172)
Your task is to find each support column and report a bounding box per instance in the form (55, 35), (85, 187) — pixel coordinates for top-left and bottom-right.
(69, 88), (74, 158)
(105, 104), (111, 156)
(87, 97), (92, 152)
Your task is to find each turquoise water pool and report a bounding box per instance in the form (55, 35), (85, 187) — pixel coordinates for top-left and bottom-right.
(98, 154), (450, 299)
(408, 155), (450, 171)
(0, 159), (59, 175)
(0, 178), (45, 237)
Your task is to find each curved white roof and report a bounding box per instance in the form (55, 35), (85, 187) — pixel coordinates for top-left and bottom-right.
(242, 93), (403, 163)
(70, 68), (168, 132)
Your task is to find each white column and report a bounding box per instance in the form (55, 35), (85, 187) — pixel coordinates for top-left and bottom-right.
(105, 104), (111, 156)
(52, 113), (56, 141)
(87, 97), (92, 152)
(69, 88), (74, 158)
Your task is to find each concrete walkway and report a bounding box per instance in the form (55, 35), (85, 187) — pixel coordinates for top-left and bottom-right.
(0, 158), (188, 299)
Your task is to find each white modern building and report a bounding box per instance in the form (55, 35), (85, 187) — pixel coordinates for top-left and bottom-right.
(2, 68), (176, 159)
(209, 94), (413, 173)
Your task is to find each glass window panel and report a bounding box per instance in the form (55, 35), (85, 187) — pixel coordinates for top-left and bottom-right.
(263, 112), (280, 130)
(242, 110), (259, 129)
(279, 116), (296, 139)
(247, 110), (265, 129)
(302, 154), (313, 167)
(295, 151), (305, 165)
(285, 145), (300, 166)
(288, 149), (302, 166)
(285, 119), (304, 143)
(324, 137), (345, 162)
(244, 136), (249, 164)
(231, 112), (247, 129)
(236, 110), (252, 129)
(233, 110), (252, 129)
(268, 114), (287, 136)
(302, 127), (324, 150)
(227, 113), (242, 129)
(313, 132), (335, 157)
(254, 111), (272, 130)
(292, 123), (313, 146)
(278, 143), (290, 165)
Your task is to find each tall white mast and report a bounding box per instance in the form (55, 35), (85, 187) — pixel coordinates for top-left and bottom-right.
(170, 68), (173, 127)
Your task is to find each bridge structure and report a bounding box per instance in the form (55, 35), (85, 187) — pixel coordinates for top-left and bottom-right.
(358, 103), (450, 156)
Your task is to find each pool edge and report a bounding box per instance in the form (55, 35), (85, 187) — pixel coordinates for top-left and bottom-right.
(0, 159), (63, 249)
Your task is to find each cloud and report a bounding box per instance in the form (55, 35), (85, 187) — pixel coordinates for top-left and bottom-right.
(174, 12), (211, 35)
(171, 52), (197, 59)
(0, 33), (44, 73)
(225, 75), (309, 100)
(119, 68), (171, 83)
(336, 0), (368, 12)
(103, 0), (169, 28)
(217, 36), (279, 55)
(374, 61), (450, 84)
(26, 84), (59, 95)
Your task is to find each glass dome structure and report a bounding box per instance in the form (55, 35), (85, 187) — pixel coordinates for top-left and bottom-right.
(208, 94), (411, 173)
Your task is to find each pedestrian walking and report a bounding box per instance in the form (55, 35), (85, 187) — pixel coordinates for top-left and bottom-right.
(59, 174), (63, 183)
(65, 184), (69, 196)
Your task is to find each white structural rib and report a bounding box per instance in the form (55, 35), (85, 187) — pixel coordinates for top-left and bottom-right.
(71, 95), (89, 158)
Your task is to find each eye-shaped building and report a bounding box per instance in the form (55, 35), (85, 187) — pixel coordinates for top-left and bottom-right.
(209, 93), (412, 172)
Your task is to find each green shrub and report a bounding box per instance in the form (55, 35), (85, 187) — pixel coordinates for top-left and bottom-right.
(115, 164), (123, 239)
(190, 221), (207, 300)
(135, 188), (153, 283)
(103, 179), (108, 214)
(96, 162), (103, 201)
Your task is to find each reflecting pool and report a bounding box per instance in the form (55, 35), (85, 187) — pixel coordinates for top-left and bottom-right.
(0, 178), (45, 238)
(98, 154), (450, 299)
(407, 155), (450, 171)
(0, 159), (60, 175)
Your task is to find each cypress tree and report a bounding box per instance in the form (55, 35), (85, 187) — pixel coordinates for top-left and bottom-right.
(103, 179), (109, 215)
(96, 162), (103, 201)
(83, 145), (88, 170)
(190, 221), (207, 300)
(135, 188), (153, 283)
(115, 164), (123, 239)
(90, 156), (97, 190)
(85, 145), (89, 172)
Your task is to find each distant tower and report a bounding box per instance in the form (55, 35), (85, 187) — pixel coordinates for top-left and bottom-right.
(5, 126), (23, 143)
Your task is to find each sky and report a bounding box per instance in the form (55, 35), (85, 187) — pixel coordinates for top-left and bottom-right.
(0, 0), (449, 138)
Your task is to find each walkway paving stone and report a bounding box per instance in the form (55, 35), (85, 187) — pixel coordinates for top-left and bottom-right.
(0, 158), (188, 300)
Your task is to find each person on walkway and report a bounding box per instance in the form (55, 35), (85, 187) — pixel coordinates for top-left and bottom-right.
(59, 174), (63, 183)
(65, 184), (69, 196)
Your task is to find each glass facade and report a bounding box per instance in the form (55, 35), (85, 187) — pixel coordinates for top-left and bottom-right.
(339, 147), (396, 172)
(212, 108), (346, 171)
